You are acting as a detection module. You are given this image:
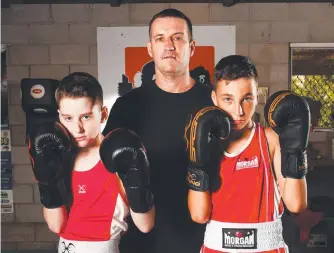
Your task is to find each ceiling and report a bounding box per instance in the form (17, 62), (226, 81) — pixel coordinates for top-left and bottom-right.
(1, 0), (333, 7)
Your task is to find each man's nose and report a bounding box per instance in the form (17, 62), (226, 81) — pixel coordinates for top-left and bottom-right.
(164, 38), (175, 51)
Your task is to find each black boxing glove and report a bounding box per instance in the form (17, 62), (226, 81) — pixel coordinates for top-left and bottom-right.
(27, 122), (72, 208)
(264, 91), (311, 179)
(185, 106), (231, 192)
(100, 128), (153, 213)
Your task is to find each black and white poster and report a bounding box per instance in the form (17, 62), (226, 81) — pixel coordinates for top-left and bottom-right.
(1, 45), (14, 213)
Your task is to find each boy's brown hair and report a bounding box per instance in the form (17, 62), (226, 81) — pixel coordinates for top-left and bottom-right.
(213, 55), (258, 89)
(55, 72), (103, 105)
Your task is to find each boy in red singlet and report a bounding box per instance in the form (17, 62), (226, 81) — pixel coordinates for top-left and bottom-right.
(187, 55), (310, 253)
(41, 72), (155, 253)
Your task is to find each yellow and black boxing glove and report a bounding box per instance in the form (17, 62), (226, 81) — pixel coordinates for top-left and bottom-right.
(185, 106), (231, 192)
(264, 90), (311, 179)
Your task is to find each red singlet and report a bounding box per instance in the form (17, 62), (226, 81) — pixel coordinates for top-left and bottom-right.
(202, 123), (288, 253)
(59, 160), (129, 241)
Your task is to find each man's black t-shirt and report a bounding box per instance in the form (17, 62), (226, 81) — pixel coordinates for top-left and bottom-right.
(103, 81), (213, 253)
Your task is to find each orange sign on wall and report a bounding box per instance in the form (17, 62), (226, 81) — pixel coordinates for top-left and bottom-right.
(124, 46), (215, 87)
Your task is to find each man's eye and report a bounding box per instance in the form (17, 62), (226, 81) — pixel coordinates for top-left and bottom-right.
(244, 97), (253, 102)
(224, 98), (232, 102)
(64, 117), (72, 121)
(82, 116), (90, 120)
(173, 36), (182, 41)
(156, 37), (163, 42)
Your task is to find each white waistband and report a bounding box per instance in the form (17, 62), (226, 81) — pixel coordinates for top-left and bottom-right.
(204, 219), (287, 252)
(59, 237), (120, 253)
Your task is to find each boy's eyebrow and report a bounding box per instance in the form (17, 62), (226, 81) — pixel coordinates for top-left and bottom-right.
(220, 92), (255, 97)
(220, 93), (233, 97)
(60, 112), (93, 117)
(79, 112), (93, 116)
(60, 113), (71, 117)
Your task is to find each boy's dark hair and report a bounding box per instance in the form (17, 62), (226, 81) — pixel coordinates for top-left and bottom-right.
(214, 55), (258, 89)
(149, 8), (193, 41)
(55, 72), (103, 105)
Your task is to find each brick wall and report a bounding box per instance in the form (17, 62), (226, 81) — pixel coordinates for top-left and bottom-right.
(1, 2), (334, 251)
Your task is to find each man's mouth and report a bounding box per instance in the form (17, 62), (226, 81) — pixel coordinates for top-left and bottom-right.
(163, 56), (176, 59)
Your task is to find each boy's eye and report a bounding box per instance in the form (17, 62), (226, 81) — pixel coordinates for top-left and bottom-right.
(64, 117), (72, 121)
(82, 115), (90, 120)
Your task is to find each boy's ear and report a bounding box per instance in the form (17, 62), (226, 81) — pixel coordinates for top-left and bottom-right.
(211, 90), (218, 106)
(101, 106), (108, 123)
(255, 88), (259, 106)
(57, 109), (61, 121)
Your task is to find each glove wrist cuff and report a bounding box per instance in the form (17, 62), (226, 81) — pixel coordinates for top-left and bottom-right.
(282, 150), (308, 179)
(38, 182), (64, 208)
(125, 187), (154, 213)
(187, 167), (209, 192)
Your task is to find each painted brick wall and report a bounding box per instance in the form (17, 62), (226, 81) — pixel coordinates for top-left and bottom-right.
(1, 2), (333, 251)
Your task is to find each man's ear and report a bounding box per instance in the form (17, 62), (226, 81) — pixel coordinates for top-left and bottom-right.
(101, 106), (108, 123)
(211, 90), (218, 106)
(147, 41), (153, 58)
(190, 40), (195, 58)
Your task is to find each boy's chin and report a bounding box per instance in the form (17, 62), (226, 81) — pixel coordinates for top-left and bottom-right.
(232, 125), (246, 131)
(75, 140), (91, 148)
(232, 120), (253, 131)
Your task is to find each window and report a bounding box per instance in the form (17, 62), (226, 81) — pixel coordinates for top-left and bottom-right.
(289, 43), (334, 130)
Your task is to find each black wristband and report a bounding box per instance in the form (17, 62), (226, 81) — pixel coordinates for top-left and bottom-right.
(187, 167), (209, 192)
(38, 182), (64, 208)
(281, 150), (308, 179)
(125, 186), (154, 213)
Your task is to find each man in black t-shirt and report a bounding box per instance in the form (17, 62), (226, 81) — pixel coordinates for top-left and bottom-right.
(103, 8), (213, 253)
